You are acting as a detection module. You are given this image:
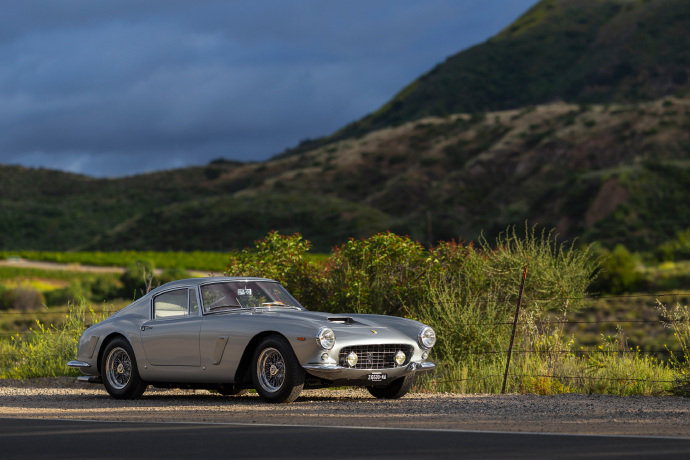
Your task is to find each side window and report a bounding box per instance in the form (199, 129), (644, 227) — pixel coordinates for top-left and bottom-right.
(189, 288), (199, 315)
(154, 289), (189, 319)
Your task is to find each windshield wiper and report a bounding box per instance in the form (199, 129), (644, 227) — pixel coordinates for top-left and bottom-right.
(207, 305), (239, 313)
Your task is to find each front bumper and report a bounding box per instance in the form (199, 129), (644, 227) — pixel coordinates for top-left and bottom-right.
(302, 360), (435, 382)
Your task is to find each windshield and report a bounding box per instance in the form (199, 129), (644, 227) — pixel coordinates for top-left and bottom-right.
(200, 281), (303, 313)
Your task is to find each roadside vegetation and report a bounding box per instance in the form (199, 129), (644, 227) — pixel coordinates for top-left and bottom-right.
(226, 229), (689, 396)
(0, 301), (106, 379)
(1, 229), (689, 396)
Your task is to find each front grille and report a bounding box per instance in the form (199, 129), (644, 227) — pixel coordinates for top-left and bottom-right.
(339, 344), (414, 369)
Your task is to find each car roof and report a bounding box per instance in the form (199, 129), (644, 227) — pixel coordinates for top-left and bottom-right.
(150, 276), (277, 295)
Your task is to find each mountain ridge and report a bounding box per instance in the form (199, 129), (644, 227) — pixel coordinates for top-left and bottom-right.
(277, 0), (690, 158)
(2, 95), (689, 252)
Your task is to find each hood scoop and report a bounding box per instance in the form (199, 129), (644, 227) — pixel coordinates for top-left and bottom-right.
(328, 316), (357, 325)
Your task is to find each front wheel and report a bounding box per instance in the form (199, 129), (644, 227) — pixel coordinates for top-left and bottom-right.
(100, 337), (147, 399)
(251, 336), (305, 403)
(367, 374), (415, 399)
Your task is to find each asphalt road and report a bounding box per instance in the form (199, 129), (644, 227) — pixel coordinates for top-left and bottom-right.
(2, 418), (690, 459)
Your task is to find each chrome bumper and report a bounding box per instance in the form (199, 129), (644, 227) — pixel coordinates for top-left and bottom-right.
(303, 361), (436, 380)
(67, 360), (91, 368)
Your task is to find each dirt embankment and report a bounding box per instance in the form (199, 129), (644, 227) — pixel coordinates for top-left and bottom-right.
(1, 378), (689, 437)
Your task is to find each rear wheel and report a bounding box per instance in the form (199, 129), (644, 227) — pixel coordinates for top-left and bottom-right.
(100, 337), (147, 399)
(251, 336), (304, 403)
(367, 374), (415, 399)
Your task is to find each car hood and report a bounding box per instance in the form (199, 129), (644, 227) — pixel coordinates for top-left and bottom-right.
(248, 309), (422, 342)
(250, 309), (381, 326)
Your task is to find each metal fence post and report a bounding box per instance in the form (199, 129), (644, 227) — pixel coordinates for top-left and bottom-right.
(501, 264), (528, 394)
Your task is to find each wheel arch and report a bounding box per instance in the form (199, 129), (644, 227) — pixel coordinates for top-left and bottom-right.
(234, 330), (293, 387)
(96, 332), (130, 376)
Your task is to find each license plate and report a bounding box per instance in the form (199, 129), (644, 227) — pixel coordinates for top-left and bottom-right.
(367, 373), (387, 382)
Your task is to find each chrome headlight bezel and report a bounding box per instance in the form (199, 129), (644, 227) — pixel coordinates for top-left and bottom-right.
(418, 326), (436, 349)
(316, 327), (335, 350)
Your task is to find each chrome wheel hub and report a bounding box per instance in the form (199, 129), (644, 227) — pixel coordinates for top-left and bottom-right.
(105, 347), (132, 390)
(257, 347), (285, 393)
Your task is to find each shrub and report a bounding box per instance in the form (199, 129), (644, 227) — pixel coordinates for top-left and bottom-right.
(120, 260), (156, 299)
(657, 228), (690, 261)
(42, 275), (123, 306)
(87, 275), (122, 300)
(0, 286), (45, 311)
(656, 301), (690, 396)
(0, 300), (107, 378)
(158, 267), (191, 285)
(43, 286), (73, 307)
(325, 232), (427, 315)
(416, 226), (597, 365)
(591, 244), (644, 294)
(0, 285), (11, 310)
(225, 231), (326, 309)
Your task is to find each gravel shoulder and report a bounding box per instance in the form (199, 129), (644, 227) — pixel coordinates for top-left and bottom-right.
(1, 378), (689, 437)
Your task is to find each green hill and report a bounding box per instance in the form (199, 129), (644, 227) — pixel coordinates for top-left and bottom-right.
(280, 0), (690, 157)
(2, 96), (690, 252)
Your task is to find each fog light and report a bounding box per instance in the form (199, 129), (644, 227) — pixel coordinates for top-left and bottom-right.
(346, 352), (358, 367)
(422, 351), (429, 360)
(321, 352), (329, 361)
(395, 350), (406, 366)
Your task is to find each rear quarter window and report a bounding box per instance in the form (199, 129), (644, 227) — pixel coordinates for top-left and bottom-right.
(154, 289), (189, 319)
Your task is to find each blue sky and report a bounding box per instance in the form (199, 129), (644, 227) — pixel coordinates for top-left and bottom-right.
(0, 0), (538, 177)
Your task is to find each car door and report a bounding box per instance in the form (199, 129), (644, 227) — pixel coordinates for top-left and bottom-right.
(140, 288), (201, 366)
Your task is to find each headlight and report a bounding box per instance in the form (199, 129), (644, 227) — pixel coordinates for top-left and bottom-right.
(316, 327), (335, 350)
(418, 326), (436, 349)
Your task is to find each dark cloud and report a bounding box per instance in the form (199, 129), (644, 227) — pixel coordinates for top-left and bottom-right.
(0, 1), (538, 177)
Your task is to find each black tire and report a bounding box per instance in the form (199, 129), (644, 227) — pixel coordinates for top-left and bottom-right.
(251, 335), (305, 403)
(217, 384), (249, 396)
(367, 374), (415, 399)
(100, 337), (147, 399)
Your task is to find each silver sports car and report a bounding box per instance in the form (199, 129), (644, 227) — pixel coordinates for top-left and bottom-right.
(68, 277), (436, 402)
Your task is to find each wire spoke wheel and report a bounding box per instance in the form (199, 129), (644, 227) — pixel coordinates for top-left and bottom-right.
(257, 347), (286, 392)
(251, 336), (305, 403)
(100, 337), (147, 399)
(105, 347), (132, 390)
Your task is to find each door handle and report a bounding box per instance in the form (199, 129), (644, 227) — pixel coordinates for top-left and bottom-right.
(141, 325), (153, 331)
